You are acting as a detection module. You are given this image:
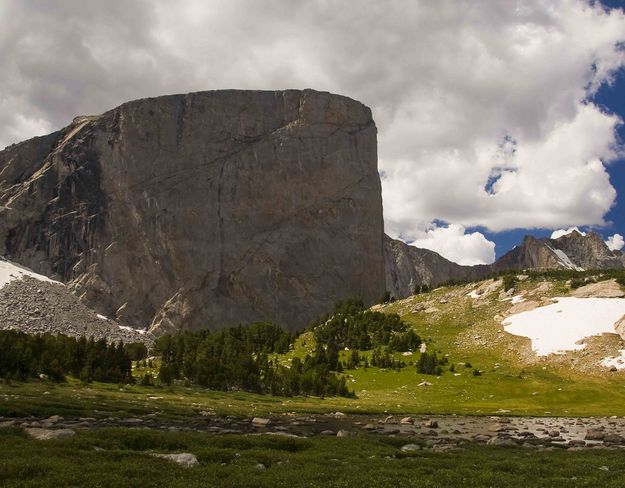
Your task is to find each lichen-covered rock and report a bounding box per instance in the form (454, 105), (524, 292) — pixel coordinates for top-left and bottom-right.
(614, 314), (625, 341)
(0, 89), (384, 333)
(570, 279), (625, 298)
(151, 452), (199, 467)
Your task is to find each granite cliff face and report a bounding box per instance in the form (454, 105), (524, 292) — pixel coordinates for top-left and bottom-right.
(491, 235), (567, 272)
(0, 89), (385, 333)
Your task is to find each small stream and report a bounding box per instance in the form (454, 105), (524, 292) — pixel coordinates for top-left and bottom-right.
(5, 413), (625, 449)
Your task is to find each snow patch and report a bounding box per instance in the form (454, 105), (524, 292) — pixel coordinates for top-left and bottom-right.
(601, 350), (625, 370)
(97, 314), (109, 321)
(0, 258), (60, 289)
(118, 325), (146, 335)
(502, 297), (625, 356)
(544, 244), (584, 271)
(501, 294), (525, 304)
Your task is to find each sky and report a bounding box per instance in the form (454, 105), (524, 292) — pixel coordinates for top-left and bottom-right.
(1, 0), (625, 265)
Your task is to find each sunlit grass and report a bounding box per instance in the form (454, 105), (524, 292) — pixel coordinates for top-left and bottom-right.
(3, 276), (625, 420)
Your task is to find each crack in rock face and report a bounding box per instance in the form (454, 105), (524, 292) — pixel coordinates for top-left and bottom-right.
(0, 89), (385, 334)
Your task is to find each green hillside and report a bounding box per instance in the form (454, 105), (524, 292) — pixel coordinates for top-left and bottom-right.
(4, 272), (625, 419)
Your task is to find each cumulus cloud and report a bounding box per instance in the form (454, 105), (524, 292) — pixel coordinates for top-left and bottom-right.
(379, 3), (625, 239)
(551, 227), (587, 239)
(606, 233), (625, 251)
(1, 1), (625, 264)
(409, 224), (496, 266)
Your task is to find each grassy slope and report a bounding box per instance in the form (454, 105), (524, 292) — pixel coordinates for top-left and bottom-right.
(349, 277), (625, 416)
(2, 275), (625, 419)
(2, 426), (625, 488)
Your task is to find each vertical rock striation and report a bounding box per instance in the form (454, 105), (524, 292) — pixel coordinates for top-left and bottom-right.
(0, 89), (385, 333)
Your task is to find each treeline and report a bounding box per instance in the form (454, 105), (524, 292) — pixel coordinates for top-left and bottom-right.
(525, 268), (625, 283)
(309, 299), (428, 373)
(312, 299), (421, 352)
(312, 300), (454, 376)
(569, 271), (625, 289)
(0, 330), (133, 383)
(154, 322), (353, 398)
(438, 268), (625, 290)
(380, 284), (430, 304)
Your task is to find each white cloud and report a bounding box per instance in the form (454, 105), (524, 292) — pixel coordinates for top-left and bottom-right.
(606, 233), (625, 251)
(1, 0), (625, 249)
(409, 224), (496, 266)
(380, 2), (625, 237)
(551, 227), (587, 239)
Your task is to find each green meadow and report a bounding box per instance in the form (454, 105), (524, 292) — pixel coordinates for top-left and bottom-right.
(2, 426), (625, 488)
(3, 276), (625, 420)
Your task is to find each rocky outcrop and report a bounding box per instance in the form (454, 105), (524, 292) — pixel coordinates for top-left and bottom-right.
(570, 279), (625, 298)
(151, 453), (199, 467)
(615, 315), (625, 341)
(383, 235), (490, 297)
(0, 89), (385, 333)
(25, 428), (76, 441)
(553, 231), (623, 270)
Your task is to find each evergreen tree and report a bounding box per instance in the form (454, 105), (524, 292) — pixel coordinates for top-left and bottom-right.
(152, 322), (353, 398)
(0, 331), (132, 384)
(417, 352), (443, 375)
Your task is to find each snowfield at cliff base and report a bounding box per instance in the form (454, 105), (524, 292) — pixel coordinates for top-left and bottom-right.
(0, 258), (59, 289)
(503, 297), (625, 362)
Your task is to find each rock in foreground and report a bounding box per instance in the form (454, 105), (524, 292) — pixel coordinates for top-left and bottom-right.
(151, 453), (199, 467)
(25, 428), (75, 441)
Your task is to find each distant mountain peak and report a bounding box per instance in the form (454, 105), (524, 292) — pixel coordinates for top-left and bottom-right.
(496, 230), (622, 273)
(385, 230), (625, 300)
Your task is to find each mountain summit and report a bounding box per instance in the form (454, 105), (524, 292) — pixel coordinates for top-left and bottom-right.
(493, 230), (624, 272)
